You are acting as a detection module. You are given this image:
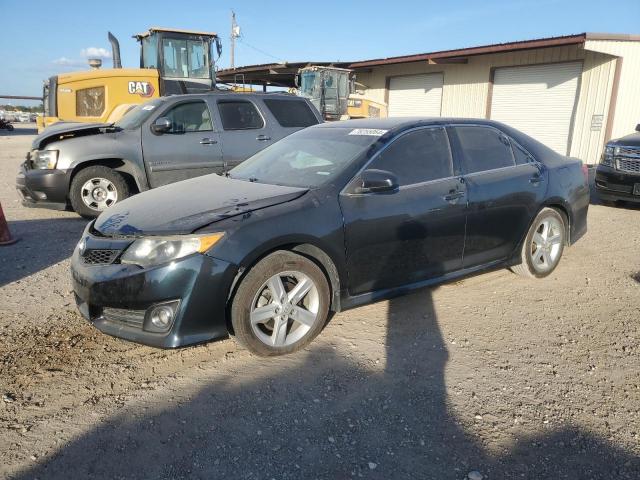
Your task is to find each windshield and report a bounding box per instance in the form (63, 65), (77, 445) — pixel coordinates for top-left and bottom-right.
(299, 72), (318, 98)
(161, 38), (210, 79)
(229, 127), (382, 188)
(115, 99), (164, 129)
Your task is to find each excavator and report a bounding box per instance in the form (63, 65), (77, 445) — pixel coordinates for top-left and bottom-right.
(38, 27), (222, 131)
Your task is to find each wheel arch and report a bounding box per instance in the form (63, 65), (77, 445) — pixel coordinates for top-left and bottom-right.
(225, 240), (344, 334)
(509, 201), (572, 266)
(540, 198), (571, 245)
(68, 158), (146, 196)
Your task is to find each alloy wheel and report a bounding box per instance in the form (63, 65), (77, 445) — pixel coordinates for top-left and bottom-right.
(250, 271), (320, 347)
(530, 216), (563, 272)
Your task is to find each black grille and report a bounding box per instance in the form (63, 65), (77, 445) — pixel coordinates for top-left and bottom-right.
(102, 307), (145, 329)
(615, 146), (640, 174)
(617, 158), (640, 174)
(82, 249), (120, 265)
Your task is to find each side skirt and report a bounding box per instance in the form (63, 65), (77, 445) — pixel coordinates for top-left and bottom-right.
(339, 259), (506, 311)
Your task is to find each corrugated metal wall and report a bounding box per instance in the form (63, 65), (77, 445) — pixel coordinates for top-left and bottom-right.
(568, 50), (616, 164)
(354, 44), (629, 164)
(585, 40), (640, 140)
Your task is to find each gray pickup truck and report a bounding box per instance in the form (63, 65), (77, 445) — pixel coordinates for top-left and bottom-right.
(16, 92), (322, 217)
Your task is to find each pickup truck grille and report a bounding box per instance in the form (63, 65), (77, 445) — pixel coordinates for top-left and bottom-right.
(615, 146), (640, 174)
(82, 249), (120, 265)
(617, 158), (640, 174)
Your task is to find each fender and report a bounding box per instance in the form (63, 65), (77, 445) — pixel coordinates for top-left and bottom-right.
(221, 234), (346, 313)
(69, 156), (150, 192)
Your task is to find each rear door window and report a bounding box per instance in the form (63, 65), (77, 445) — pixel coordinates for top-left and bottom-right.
(454, 126), (515, 174)
(368, 127), (453, 186)
(510, 140), (536, 165)
(217, 101), (265, 130)
(263, 99), (319, 127)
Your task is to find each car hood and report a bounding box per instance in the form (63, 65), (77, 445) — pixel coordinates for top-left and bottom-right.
(610, 132), (640, 147)
(93, 174), (308, 237)
(33, 122), (113, 149)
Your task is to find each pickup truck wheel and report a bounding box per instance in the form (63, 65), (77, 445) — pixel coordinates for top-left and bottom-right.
(230, 251), (330, 356)
(69, 166), (129, 219)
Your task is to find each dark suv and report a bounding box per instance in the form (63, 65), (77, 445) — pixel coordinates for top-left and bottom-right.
(595, 124), (640, 204)
(16, 93), (322, 217)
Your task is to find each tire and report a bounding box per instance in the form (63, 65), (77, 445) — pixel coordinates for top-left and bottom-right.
(7, 124), (14, 131)
(230, 250), (331, 356)
(69, 166), (129, 219)
(511, 207), (566, 278)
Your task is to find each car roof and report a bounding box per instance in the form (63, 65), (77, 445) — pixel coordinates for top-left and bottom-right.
(163, 91), (301, 101)
(313, 117), (500, 130)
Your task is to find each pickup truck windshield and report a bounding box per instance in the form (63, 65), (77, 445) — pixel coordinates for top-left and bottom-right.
(115, 99), (165, 130)
(229, 127), (382, 188)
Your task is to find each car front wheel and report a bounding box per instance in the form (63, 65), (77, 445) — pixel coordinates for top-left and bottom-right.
(230, 251), (330, 356)
(69, 166), (130, 219)
(512, 207), (566, 278)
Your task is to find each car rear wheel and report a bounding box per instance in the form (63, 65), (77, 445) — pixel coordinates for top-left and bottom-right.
(512, 207), (566, 278)
(230, 251), (330, 356)
(69, 166), (129, 219)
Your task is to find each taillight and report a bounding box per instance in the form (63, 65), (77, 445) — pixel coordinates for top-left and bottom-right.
(581, 164), (589, 184)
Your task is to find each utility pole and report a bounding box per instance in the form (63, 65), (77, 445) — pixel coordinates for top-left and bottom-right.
(230, 10), (240, 69)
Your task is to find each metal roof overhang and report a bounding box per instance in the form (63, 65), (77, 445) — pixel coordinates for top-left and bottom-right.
(216, 32), (640, 85)
(217, 61), (351, 87)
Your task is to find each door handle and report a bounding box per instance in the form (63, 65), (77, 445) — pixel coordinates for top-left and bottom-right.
(529, 174), (542, 185)
(443, 191), (465, 202)
(256, 135), (271, 141)
(200, 138), (218, 145)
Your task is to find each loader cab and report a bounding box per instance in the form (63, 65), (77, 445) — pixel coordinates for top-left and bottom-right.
(297, 67), (353, 121)
(135, 27), (221, 95)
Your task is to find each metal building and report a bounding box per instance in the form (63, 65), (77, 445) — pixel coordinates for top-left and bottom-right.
(218, 33), (640, 164)
(349, 33), (640, 164)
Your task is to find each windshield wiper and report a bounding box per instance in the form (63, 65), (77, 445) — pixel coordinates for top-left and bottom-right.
(248, 177), (259, 182)
(102, 123), (122, 132)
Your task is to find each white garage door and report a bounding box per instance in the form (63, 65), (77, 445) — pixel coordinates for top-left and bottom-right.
(490, 62), (581, 154)
(388, 73), (443, 117)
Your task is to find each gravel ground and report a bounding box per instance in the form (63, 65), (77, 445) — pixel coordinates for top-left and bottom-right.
(0, 124), (639, 479)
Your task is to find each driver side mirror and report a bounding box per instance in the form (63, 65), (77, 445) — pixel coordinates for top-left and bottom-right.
(636, 123), (640, 132)
(151, 117), (172, 134)
(354, 169), (398, 194)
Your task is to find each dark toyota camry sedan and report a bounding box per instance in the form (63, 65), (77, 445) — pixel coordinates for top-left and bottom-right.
(71, 118), (589, 355)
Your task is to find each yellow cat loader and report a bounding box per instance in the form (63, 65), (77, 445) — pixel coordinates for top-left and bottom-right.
(38, 27), (222, 132)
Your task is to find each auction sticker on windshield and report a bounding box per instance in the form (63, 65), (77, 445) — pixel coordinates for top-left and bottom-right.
(348, 128), (388, 136)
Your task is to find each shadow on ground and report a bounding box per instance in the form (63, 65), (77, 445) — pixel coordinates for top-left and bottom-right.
(13, 221), (640, 479)
(0, 217), (87, 287)
(13, 290), (639, 479)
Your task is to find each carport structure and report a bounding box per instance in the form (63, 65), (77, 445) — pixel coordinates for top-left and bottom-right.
(220, 33), (640, 163)
(217, 61), (350, 89)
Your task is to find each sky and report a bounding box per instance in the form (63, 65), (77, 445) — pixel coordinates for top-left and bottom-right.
(1, 0), (640, 106)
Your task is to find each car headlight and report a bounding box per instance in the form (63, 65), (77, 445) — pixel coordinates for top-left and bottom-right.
(601, 145), (615, 167)
(348, 99), (362, 108)
(32, 149), (59, 169)
(121, 233), (224, 268)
